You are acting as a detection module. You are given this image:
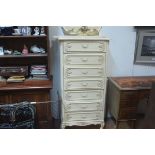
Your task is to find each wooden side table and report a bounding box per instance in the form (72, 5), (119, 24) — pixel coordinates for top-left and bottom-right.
(107, 76), (155, 129)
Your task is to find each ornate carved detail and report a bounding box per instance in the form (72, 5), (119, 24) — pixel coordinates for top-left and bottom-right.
(97, 81), (102, 88)
(66, 82), (72, 88)
(65, 93), (72, 100)
(65, 69), (72, 78)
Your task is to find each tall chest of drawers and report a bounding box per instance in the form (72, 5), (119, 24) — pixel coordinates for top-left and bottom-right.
(54, 36), (109, 128)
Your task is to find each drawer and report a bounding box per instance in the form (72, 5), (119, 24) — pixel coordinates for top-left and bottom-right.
(65, 111), (103, 122)
(118, 107), (137, 119)
(64, 67), (105, 78)
(64, 54), (105, 65)
(64, 79), (105, 90)
(64, 41), (107, 53)
(120, 91), (139, 100)
(64, 101), (103, 112)
(120, 99), (138, 108)
(120, 91), (139, 107)
(64, 90), (104, 101)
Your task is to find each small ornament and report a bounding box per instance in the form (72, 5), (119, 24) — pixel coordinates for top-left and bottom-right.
(30, 45), (40, 53)
(26, 27), (32, 35)
(40, 26), (46, 36)
(40, 47), (46, 53)
(22, 45), (29, 55)
(21, 27), (27, 36)
(4, 49), (13, 55)
(33, 27), (39, 36)
(13, 50), (21, 55)
(0, 47), (4, 55)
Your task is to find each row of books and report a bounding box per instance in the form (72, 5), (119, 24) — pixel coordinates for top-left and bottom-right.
(30, 65), (48, 79)
(0, 65), (48, 83)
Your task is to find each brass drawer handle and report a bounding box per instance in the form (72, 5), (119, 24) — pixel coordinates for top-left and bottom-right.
(81, 58), (88, 62)
(81, 71), (88, 75)
(81, 94), (87, 98)
(82, 82), (88, 87)
(81, 106), (87, 109)
(82, 44), (88, 48)
(82, 116), (87, 119)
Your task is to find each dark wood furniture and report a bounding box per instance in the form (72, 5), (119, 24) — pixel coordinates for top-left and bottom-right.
(0, 26), (52, 128)
(136, 82), (155, 129)
(107, 76), (155, 129)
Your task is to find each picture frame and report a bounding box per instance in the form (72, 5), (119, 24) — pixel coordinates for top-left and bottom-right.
(134, 29), (155, 64)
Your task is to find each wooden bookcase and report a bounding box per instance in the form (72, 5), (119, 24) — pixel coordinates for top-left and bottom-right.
(0, 26), (52, 128)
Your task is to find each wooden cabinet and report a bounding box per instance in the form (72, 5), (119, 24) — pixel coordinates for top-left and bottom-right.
(107, 77), (154, 128)
(0, 26), (52, 128)
(54, 36), (109, 128)
(0, 89), (52, 128)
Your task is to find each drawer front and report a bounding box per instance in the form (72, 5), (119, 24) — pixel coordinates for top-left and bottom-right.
(64, 54), (105, 65)
(120, 99), (138, 108)
(64, 41), (107, 53)
(64, 67), (105, 78)
(118, 107), (137, 119)
(64, 101), (103, 112)
(120, 91), (139, 108)
(64, 79), (105, 90)
(120, 91), (139, 100)
(64, 90), (104, 101)
(65, 112), (103, 122)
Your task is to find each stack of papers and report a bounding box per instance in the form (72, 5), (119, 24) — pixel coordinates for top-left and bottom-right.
(7, 76), (25, 83)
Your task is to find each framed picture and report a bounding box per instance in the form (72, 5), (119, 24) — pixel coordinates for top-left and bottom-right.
(134, 28), (155, 64)
(0, 47), (4, 55)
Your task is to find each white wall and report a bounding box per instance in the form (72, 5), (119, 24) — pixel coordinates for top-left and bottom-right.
(102, 26), (155, 76)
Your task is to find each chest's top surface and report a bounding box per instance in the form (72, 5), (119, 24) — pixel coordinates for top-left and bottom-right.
(56, 36), (109, 41)
(109, 76), (155, 90)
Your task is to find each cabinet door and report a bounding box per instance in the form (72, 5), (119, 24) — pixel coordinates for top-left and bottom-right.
(11, 90), (52, 129)
(0, 93), (10, 104)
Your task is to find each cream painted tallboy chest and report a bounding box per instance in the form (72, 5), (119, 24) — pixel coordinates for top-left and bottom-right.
(53, 36), (109, 128)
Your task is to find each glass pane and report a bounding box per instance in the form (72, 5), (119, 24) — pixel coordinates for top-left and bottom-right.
(142, 36), (155, 56)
